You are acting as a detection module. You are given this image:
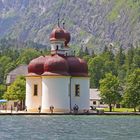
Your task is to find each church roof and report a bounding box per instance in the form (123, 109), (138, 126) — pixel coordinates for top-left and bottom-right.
(28, 56), (45, 75)
(28, 54), (88, 77)
(43, 54), (69, 76)
(50, 26), (66, 42)
(50, 26), (71, 47)
(6, 65), (28, 85)
(28, 25), (88, 77)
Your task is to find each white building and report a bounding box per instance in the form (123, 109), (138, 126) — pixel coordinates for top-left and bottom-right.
(90, 89), (108, 108)
(25, 25), (89, 113)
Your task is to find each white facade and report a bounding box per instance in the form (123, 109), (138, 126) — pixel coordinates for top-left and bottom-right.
(26, 77), (42, 112)
(42, 76), (70, 112)
(71, 77), (89, 111)
(50, 40), (69, 56)
(90, 89), (108, 108)
(25, 76), (89, 113)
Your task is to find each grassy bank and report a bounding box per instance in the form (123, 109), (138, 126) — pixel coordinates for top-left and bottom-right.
(103, 108), (136, 112)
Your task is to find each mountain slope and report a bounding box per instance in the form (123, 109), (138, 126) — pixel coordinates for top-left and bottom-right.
(0, 0), (140, 52)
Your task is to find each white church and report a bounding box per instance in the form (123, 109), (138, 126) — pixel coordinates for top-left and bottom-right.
(25, 24), (89, 113)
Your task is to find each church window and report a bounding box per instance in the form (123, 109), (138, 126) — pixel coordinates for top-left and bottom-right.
(56, 45), (59, 50)
(75, 84), (80, 96)
(93, 101), (96, 105)
(100, 101), (103, 105)
(34, 84), (38, 96)
(61, 44), (64, 49)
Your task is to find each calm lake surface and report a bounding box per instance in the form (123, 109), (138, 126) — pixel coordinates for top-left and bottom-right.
(0, 115), (140, 140)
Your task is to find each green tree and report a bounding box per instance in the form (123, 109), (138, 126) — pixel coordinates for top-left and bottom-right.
(16, 48), (41, 65)
(88, 49), (116, 88)
(0, 56), (13, 83)
(115, 46), (125, 67)
(88, 56), (105, 88)
(125, 45), (134, 75)
(115, 46), (126, 82)
(83, 55), (91, 63)
(3, 76), (26, 104)
(132, 47), (140, 68)
(99, 73), (122, 112)
(123, 69), (140, 112)
(0, 84), (6, 99)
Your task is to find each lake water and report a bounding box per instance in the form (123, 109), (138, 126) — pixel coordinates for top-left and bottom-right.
(0, 115), (140, 140)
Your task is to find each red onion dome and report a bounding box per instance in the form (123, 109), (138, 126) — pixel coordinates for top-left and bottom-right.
(28, 56), (45, 75)
(43, 54), (69, 76)
(67, 57), (88, 77)
(64, 29), (71, 46)
(50, 26), (66, 41)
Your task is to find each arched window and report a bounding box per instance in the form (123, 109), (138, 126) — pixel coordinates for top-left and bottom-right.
(34, 84), (38, 96)
(56, 45), (59, 50)
(75, 84), (80, 96)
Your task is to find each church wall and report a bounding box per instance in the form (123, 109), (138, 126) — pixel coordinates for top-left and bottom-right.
(71, 77), (89, 112)
(26, 77), (42, 112)
(42, 76), (70, 113)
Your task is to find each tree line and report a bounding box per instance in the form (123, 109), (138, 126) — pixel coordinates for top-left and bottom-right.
(79, 45), (140, 112)
(0, 39), (140, 112)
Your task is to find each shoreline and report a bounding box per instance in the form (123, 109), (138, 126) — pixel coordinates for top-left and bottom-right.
(0, 111), (140, 116)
